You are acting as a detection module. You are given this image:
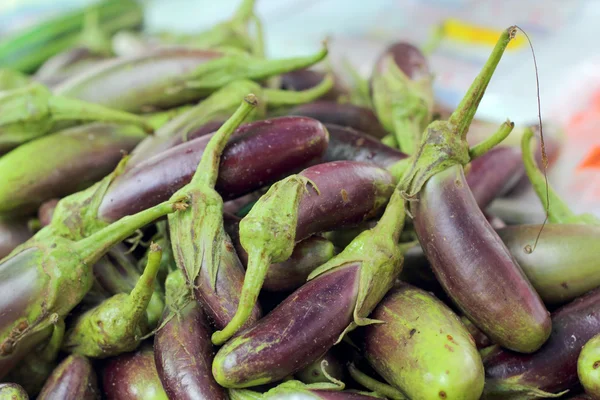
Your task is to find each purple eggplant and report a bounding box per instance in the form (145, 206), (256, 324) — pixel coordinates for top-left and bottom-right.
(398, 27), (551, 353)
(287, 101), (388, 139)
(166, 95), (264, 333)
(37, 354), (100, 400)
(54, 46), (328, 112)
(154, 270), (227, 400)
(212, 185), (407, 386)
(127, 75), (334, 167)
(0, 123), (146, 216)
(370, 42), (434, 153)
(102, 344), (168, 400)
(34, 47), (110, 88)
(97, 116), (329, 223)
(483, 286), (600, 398)
(0, 218), (31, 260)
(212, 160), (396, 344)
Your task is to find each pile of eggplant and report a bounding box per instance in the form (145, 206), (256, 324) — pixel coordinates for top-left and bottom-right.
(0, 0), (599, 399)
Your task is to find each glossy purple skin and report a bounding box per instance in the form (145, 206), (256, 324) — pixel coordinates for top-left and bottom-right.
(97, 116), (329, 223)
(374, 42), (430, 81)
(484, 287), (600, 394)
(102, 345), (168, 400)
(154, 302), (227, 400)
(411, 165), (551, 353)
(37, 354), (100, 400)
(287, 101), (388, 139)
(324, 124), (407, 167)
(213, 264), (360, 387)
(466, 146), (524, 209)
(127, 119), (225, 168)
(296, 161), (396, 241)
(54, 47), (222, 112)
(0, 219), (31, 260)
(195, 234), (262, 330)
(280, 69), (347, 101)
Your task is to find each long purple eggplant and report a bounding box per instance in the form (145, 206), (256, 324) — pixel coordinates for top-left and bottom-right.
(399, 27), (551, 353)
(54, 46), (327, 112)
(212, 160), (396, 344)
(102, 344), (168, 400)
(0, 218), (31, 260)
(0, 123), (146, 216)
(154, 270), (227, 400)
(37, 354), (100, 400)
(34, 47), (110, 88)
(212, 185), (407, 386)
(483, 286), (600, 398)
(97, 116), (329, 223)
(287, 101), (388, 139)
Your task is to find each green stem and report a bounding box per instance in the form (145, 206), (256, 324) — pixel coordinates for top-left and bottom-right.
(393, 113), (422, 155)
(372, 188), (406, 244)
(250, 14), (265, 58)
(263, 75), (333, 106)
(231, 0), (256, 25)
(448, 26), (516, 140)
(76, 199), (186, 264)
(49, 95), (154, 133)
(381, 134), (399, 148)
(468, 120), (514, 160)
(124, 243), (163, 326)
(522, 129), (599, 225)
(347, 363), (407, 400)
(387, 157), (411, 181)
(40, 319), (65, 362)
(212, 248), (270, 345)
(421, 24), (444, 56)
(144, 105), (194, 131)
(194, 94), (258, 189)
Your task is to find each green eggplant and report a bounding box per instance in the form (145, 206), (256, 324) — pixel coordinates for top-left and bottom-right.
(62, 243), (163, 358)
(0, 383), (28, 399)
(578, 333), (600, 399)
(0, 69), (31, 91)
(362, 283), (484, 400)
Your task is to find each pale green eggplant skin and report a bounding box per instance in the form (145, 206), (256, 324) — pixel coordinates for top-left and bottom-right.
(0, 123), (146, 217)
(0, 383), (29, 399)
(578, 333), (600, 398)
(497, 224), (600, 305)
(363, 283), (485, 400)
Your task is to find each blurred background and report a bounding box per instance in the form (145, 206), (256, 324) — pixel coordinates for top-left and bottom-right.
(1, 0), (600, 219)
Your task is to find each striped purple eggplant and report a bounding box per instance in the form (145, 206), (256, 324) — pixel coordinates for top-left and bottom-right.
(212, 160), (396, 344)
(98, 116), (329, 223)
(398, 27), (551, 353)
(154, 270), (227, 400)
(483, 286), (600, 398)
(37, 354), (100, 400)
(287, 101), (388, 139)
